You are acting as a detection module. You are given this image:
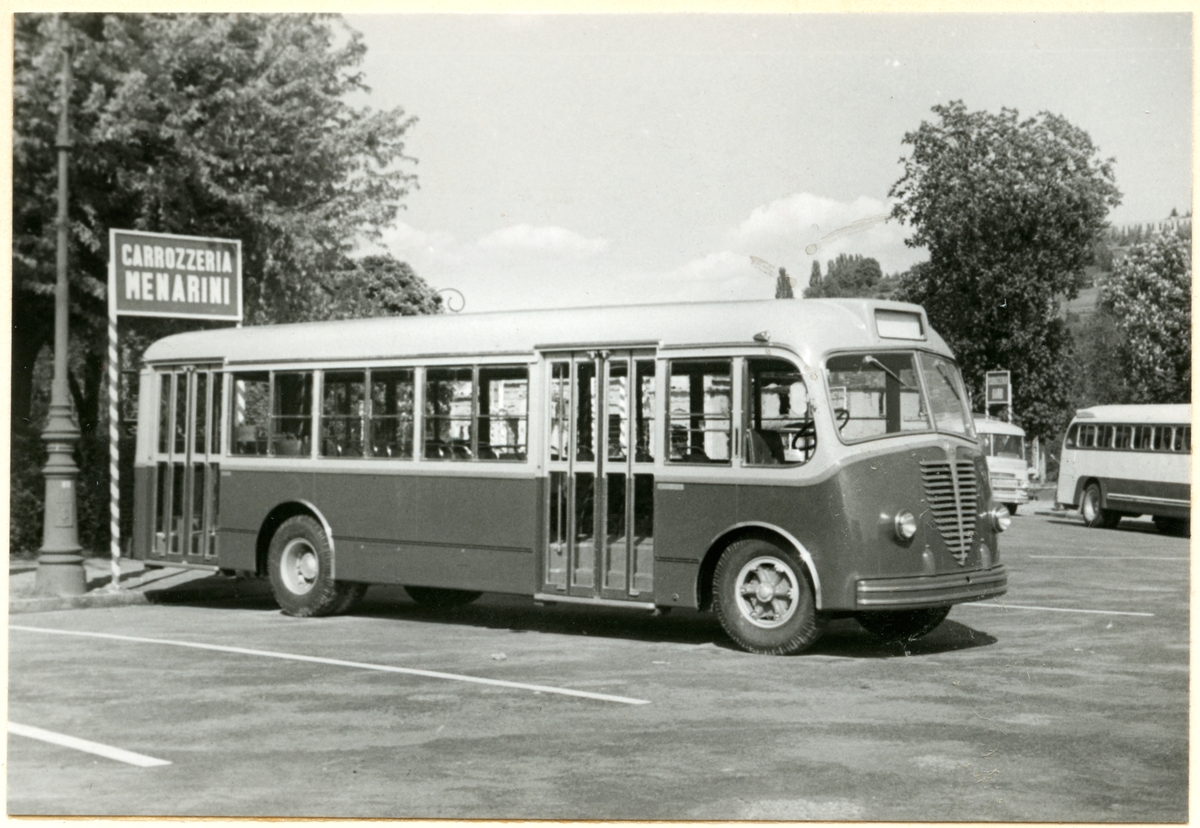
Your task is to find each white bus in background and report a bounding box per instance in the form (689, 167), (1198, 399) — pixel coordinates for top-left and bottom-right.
(1056, 404), (1191, 536)
(974, 417), (1031, 515)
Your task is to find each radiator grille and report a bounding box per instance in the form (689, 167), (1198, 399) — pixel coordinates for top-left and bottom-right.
(920, 459), (978, 565)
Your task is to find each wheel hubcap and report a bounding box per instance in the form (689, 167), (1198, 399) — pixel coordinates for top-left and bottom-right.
(735, 556), (800, 629)
(280, 539), (318, 595)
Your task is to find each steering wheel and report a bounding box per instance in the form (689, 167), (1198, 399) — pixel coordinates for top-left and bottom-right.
(834, 408), (850, 431)
(784, 420), (816, 449)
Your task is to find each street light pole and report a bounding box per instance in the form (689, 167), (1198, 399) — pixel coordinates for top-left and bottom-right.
(34, 14), (86, 596)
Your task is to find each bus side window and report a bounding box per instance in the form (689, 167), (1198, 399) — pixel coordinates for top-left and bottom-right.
(478, 365), (528, 461)
(1133, 425), (1152, 451)
(1153, 427), (1169, 452)
(1114, 425), (1132, 450)
(1078, 424), (1096, 448)
(369, 369), (414, 459)
(322, 371), (366, 458)
(425, 367), (474, 460)
(1099, 425), (1114, 449)
(745, 357), (813, 466)
(668, 359), (731, 464)
(1173, 426), (1188, 453)
(271, 372), (313, 456)
(231, 372), (270, 456)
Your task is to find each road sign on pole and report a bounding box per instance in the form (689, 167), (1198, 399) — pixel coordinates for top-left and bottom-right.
(985, 370), (1012, 422)
(106, 230), (242, 584)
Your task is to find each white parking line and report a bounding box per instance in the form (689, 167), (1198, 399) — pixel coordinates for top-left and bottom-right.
(958, 603), (1154, 618)
(11, 625), (651, 706)
(8, 722), (171, 768)
(1029, 555), (1188, 561)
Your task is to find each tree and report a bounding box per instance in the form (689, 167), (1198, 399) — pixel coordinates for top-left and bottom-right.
(12, 14), (432, 553)
(803, 253), (884, 298)
(319, 255), (443, 320)
(774, 267), (794, 299)
(1097, 231), (1191, 403)
(889, 100), (1121, 439)
(809, 260), (821, 289)
(13, 13), (423, 425)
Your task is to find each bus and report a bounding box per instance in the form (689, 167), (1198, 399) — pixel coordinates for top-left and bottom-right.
(131, 298), (1010, 654)
(1056, 404), (1191, 536)
(974, 417), (1031, 515)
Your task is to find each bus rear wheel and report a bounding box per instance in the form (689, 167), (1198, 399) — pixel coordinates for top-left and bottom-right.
(267, 515), (362, 617)
(1081, 482), (1121, 529)
(713, 539), (825, 655)
(857, 607), (950, 643)
(404, 586), (482, 608)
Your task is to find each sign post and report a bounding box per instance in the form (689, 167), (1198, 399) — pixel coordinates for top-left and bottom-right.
(107, 230), (241, 585)
(985, 370), (1012, 423)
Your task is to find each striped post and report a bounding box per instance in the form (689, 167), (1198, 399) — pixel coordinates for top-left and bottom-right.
(107, 267), (121, 589)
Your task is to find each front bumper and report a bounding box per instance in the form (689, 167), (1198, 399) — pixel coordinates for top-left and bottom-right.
(855, 565), (1008, 609)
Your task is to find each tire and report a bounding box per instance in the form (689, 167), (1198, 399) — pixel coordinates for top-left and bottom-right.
(857, 607), (951, 643)
(713, 539), (825, 655)
(267, 515), (361, 617)
(1005, 503), (1019, 516)
(1153, 516), (1190, 537)
(1080, 482), (1121, 529)
(404, 586), (482, 608)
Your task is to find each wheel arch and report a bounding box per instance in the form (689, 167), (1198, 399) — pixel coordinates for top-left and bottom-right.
(256, 500), (337, 579)
(1078, 476), (1103, 508)
(696, 522), (823, 612)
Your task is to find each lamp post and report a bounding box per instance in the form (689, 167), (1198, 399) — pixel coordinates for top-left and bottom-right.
(34, 14), (86, 596)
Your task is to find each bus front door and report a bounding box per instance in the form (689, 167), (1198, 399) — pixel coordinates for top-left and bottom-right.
(544, 351), (656, 602)
(151, 367), (222, 566)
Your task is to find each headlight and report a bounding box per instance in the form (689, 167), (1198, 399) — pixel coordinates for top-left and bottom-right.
(990, 504), (1012, 532)
(894, 510), (918, 541)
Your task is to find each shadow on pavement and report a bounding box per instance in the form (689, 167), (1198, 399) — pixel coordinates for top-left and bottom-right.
(147, 580), (1000, 658)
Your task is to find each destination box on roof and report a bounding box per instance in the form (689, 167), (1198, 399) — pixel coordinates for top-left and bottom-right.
(111, 229), (242, 321)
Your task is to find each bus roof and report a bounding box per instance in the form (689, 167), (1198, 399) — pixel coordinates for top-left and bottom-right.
(141, 298), (952, 368)
(1070, 404), (1192, 425)
(972, 417), (1026, 436)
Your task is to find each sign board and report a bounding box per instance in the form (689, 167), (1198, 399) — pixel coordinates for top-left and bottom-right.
(110, 229), (242, 321)
(985, 371), (1011, 406)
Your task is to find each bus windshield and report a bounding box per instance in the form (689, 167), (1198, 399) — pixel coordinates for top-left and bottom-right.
(986, 433), (1025, 459)
(826, 351), (973, 442)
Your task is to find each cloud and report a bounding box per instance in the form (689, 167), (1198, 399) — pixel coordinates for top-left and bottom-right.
(733, 192), (925, 275)
(477, 224), (608, 258)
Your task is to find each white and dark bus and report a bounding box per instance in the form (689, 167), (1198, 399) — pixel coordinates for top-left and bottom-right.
(974, 417), (1031, 515)
(1056, 404), (1191, 536)
(131, 298), (1010, 654)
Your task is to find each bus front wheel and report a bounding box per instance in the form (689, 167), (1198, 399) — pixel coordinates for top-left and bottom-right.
(713, 539), (825, 655)
(857, 607), (950, 643)
(267, 515), (363, 617)
(1080, 483), (1121, 529)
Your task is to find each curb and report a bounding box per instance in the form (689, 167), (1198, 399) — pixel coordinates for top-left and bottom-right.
(10, 589), (150, 615)
(9, 570), (276, 614)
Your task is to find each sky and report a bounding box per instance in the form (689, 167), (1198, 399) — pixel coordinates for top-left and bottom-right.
(343, 13), (1192, 312)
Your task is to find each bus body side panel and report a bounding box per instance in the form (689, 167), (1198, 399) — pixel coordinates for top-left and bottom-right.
(653, 481), (744, 609)
(217, 468), (317, 571)
(216, 468), (537, 593)
(1100, 477), (1190, 518)
(320, 472), (537, 593)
